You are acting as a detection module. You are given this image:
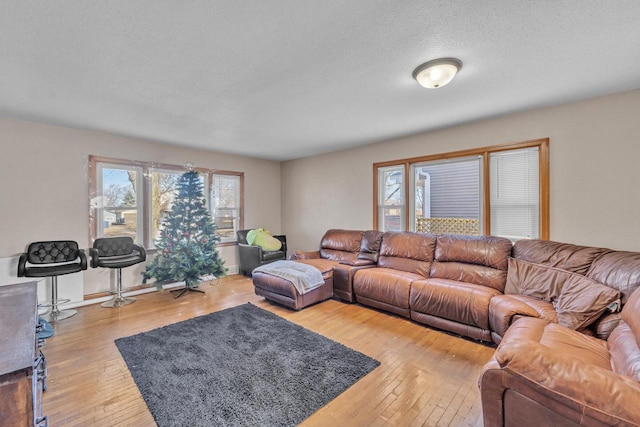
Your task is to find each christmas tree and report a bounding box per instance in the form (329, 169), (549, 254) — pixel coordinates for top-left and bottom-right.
(143, 169), (226, 298)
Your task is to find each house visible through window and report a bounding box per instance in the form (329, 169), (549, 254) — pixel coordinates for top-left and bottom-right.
(96, 164), (144, 243)
(374, 139), (549, 240)
(90, 156), (243, 248)
(411, 156), (481, 235)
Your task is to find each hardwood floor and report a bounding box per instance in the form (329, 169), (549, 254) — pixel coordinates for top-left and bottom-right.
(41, 275), (494, 426)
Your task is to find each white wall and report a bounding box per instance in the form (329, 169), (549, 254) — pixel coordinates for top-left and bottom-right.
(4, 88), (640, 305)
(0, 118), (282, 301)
(282, 89), (640, 254)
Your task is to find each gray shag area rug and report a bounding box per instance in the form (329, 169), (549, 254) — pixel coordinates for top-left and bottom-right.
(115, 303), (380, 426)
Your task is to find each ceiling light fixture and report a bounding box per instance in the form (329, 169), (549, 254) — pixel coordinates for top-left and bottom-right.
(412, 58), (462, 89)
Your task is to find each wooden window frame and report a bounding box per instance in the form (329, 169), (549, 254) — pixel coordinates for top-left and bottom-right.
(373, 138), (549, 239)
(89, 155), (244, 250)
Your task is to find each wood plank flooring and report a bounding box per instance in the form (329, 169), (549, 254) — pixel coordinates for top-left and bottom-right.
(41, 275), (494, 426)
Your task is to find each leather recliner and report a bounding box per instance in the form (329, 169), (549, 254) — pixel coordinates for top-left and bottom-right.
(237, 230), (287, 276)
(479, 287), (640, 426)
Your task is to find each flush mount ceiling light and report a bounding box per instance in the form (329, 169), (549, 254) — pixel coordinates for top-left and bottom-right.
(412, 58), (463, 89)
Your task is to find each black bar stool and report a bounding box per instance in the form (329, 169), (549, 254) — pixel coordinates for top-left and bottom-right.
(18, 240), (88, 322)
(90, 236), (146, 307)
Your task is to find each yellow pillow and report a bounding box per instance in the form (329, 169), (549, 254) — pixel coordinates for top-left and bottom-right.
(246, 228), (282, 251)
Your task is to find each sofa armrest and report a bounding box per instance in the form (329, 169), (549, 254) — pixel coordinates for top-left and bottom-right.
(333, 262), (377, 303)
(483, 339), (640, 426)
(489, 295), (542, 338)
(289, 250), (320, 260)
(239, 242), (262, 256)
(238, 243), (263, 272)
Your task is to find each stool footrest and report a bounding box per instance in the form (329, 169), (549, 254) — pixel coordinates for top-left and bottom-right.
(101, 296), (136, 308)
(42, 309), (77, 322)
(38, 298), (71, 309)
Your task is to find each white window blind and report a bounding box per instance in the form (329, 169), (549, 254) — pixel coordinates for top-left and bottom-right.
(490, 147), (539, 240)
(212, 174), (241, 243)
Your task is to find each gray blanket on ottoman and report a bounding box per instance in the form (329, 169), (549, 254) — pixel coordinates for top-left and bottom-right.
(253, 260), (324, 295)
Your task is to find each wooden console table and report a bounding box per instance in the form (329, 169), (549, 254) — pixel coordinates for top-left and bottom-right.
(0, 282), (46, 426)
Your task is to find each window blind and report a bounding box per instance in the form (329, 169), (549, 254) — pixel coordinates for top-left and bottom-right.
(490, 147), (539, 240)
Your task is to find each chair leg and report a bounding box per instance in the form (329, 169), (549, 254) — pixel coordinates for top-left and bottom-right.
(42, 276), (77, 322)
(101, 268), (136, 308)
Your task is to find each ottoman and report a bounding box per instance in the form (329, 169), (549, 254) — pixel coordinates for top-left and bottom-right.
(252, 261), (334, 310)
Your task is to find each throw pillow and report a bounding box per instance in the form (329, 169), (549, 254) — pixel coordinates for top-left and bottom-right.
(555, 275), (621, 330)
(247, 228), (282, 251)
(505, 257), (568, 301)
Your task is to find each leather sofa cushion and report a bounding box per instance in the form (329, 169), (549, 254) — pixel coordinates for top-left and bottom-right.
(290, 250), (320, 260)
(296, 258), (336, 278)
(554, 275), (620, 330)
(409, 278), (501, 330)
(434, 234), (512, 271)
(318, 229), (363, 263)
(353, 267), (423, 309)
(377, 232), (435, 276)
(503, 318), (612, 370)
(506, 258), (620, 330)
(587, 251), (640, 303)
(505, 257), (570, 299)
(430, 235), (511, 291)
(512, 239), (610, 275)
(430, 262), (507, 292)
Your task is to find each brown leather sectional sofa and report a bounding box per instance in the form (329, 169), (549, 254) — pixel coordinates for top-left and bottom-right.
(252, 229), (640, 426)
(480, 240), (640, 426)
(480, 291), (640, 426)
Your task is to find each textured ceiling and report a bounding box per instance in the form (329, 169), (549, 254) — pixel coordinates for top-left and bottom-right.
(2, 1), (640, 161)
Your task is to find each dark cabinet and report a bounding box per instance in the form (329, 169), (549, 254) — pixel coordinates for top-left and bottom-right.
(0, 282), (47, 426)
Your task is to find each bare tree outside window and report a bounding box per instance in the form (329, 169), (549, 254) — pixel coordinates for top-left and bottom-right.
(92, 156), (245, 248)
(101, 168), (140, 239)
(151, 172), (181, 242)
(103, 184), (128, 207)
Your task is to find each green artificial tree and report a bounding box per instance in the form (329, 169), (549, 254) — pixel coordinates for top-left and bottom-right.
(143, 169), (226, 298)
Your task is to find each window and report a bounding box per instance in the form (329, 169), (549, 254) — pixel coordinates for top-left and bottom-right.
(148, 168), (209, 247)
(95, 163), (144, 242)
(211, 174), (241, 243)
(411, 156), (482, 234)
(373, 138), (549, 240)
(89, 156), (244, 248)
(490, 147), (540, 240)
(377, 165), (405, 232)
